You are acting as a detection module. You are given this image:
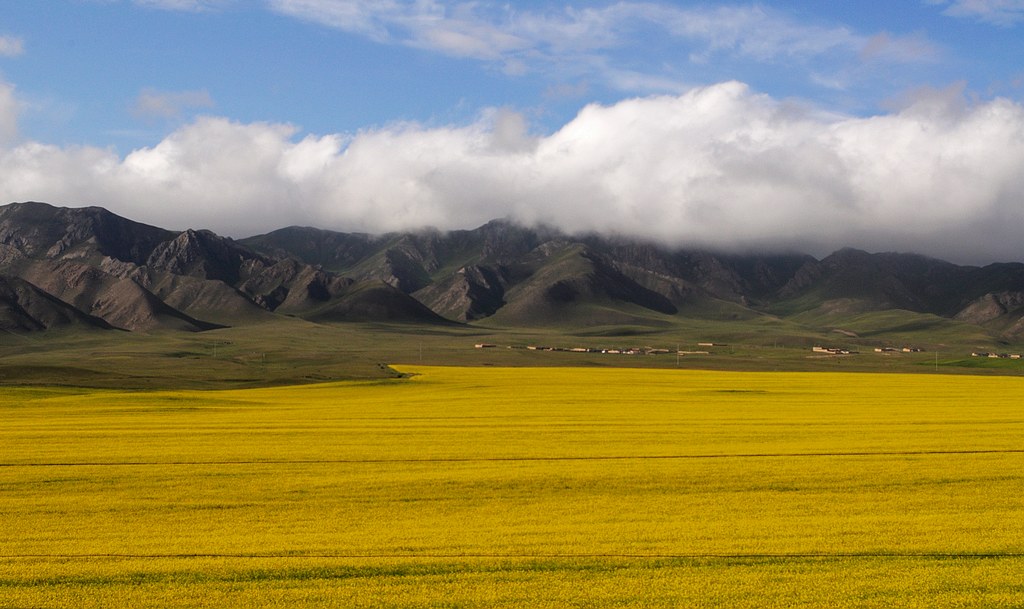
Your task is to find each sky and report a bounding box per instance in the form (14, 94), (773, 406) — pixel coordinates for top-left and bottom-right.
(1, 1), (1024, 263)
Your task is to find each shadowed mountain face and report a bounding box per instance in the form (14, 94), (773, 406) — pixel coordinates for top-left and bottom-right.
(243, 219), (1024, 338)
(242, 223), (810, 324)
(0, 202), (447, 331)
(0, 201), (174, 264)
(768, 248), (1024, 332)
(3, 201), (1024, 340)
(0, 274), (115, 332)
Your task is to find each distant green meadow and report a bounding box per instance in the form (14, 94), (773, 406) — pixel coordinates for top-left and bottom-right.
(2, 366), (1023, 607)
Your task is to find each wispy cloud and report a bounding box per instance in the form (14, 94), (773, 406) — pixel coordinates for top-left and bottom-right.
(859, 31), (938, 62)
(928, 0), (1024, 26)
(131, 88), (215, 119)
(657, 4), (860, 62)
(266, 1), (938, 94)
(133, 0), (233, 11)
(263, 0), (408, 42)
(0, 35), (25, 58)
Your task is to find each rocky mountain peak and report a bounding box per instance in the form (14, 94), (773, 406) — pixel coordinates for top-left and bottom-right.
(0, 201), (175, 264)
(4, 202), (1024, 339)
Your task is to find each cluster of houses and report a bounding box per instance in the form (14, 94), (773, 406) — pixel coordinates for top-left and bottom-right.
(811, 346), (859, 355)
(526, 345), (677, 356)
(477, 342), (1022, 361)
(970, 352), (1023, 359)
(474, 343), (717, 356)
(812, 346), (930, 356)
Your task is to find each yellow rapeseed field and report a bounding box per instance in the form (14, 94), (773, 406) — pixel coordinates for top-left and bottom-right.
(1, 367), (1022, 607)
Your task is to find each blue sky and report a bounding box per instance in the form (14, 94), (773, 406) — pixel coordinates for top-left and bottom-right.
(2, 1), (1024, 262)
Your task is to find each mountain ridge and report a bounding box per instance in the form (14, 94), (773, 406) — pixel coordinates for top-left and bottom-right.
(2, 201), (1023, 342)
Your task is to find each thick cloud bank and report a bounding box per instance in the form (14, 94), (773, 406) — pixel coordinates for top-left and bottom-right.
(2, 81), (1023, 263)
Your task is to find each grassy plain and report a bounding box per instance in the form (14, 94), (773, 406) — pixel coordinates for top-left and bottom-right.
(1, 366), (1023, 607)
(1, 316), (1021, 391)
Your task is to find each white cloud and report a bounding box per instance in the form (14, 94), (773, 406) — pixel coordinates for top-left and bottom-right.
(131, 88), (215, 119)
(3, 82), (1024, 263)
(929, 0), (1024, 25)
(0, 35), (25, 57)
(267, 1), (937, 93)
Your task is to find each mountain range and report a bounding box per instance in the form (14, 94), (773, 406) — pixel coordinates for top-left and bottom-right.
(2, 201), (1023, 343)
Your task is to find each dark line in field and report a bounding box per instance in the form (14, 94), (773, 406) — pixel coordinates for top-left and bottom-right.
(3, 551), (1022, 561)
(2, 448), (1024, 468)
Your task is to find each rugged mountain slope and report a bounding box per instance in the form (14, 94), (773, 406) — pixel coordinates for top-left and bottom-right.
(135, 229), (357, 319)
(413, 264), (510, 322)
(0, 201), (174, 264)
(5, 201), (1024, 340)
(242, 220), (548, 275)
(771, 248), (1024, 338)
(0, 203), (223, 331)
(113, 266), (271, 325)
(578, 238), (815, 306)
(244, 222), (797, 325)
(774, 249), (969, 313)
(246, 218), (1024, 337)
(0, 202), (447, 330)
(0, 274), (114, 332)
(16, 258), (219, 332)
(238, 226), (388, 273)
(482, 243), (679, 327)
(304, 280), (451, 324)
(954, 290), (1024, 339)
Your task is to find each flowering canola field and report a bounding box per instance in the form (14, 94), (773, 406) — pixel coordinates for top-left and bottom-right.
(1, 366), (1023, 607)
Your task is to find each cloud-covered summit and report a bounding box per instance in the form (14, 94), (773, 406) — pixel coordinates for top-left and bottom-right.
(2, 79), (1023, 264)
